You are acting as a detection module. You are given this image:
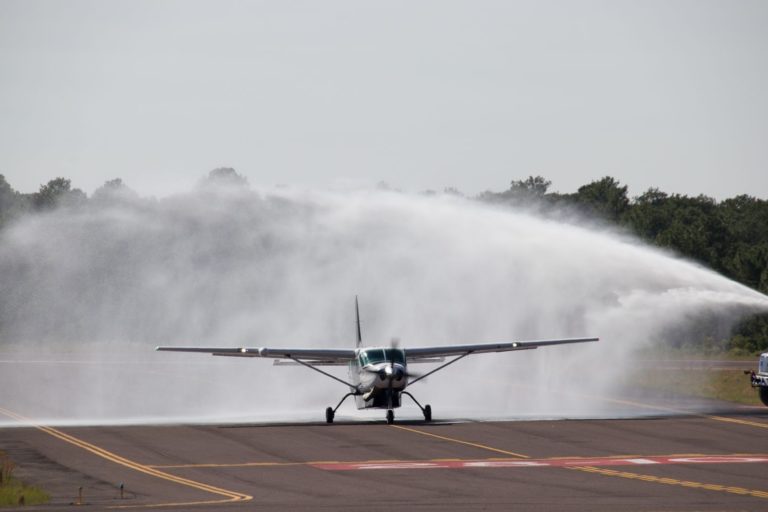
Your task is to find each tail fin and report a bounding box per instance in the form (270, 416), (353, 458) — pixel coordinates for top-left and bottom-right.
(355, 295), (362, 348)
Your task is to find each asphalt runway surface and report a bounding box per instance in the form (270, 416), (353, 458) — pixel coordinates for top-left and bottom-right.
(2, 398), (768, 511)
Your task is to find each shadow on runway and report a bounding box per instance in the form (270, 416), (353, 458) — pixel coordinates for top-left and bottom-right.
(209, 405), (767, 429)
(217, 418), (466, 428)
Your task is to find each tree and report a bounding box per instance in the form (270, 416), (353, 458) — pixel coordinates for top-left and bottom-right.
(574, 176), (629, 222)
(204, 167), (248, 188)
(33, 177), (86, 211)
(510, 176), (552, 196)
(724, 243), (768, 293)
(0, 174), (29, 227)
(719, 195), (768, 246)
(624, 188), (671, 240)
(99, 178), (126, 191)
(478, 175), (553, 206)
(92, 178), (138, 204)
(443, 187), (465, 197)
(729, 315), (768, 354)
(0, 175), (14, 206)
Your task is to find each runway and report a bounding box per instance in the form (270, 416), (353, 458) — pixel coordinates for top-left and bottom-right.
(2, 401), (768, 511)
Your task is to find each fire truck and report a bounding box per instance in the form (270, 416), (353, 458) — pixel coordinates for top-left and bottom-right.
(746, 353), (768, 406)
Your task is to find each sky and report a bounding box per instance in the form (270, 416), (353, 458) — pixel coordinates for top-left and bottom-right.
(1, 0), (766, 199)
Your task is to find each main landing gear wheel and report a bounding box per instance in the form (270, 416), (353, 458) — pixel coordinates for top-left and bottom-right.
(325, 407), (335, 424)
(760, 387), (768, 407)
(423, 404), (432, 422)
(386, 410), (394, 424)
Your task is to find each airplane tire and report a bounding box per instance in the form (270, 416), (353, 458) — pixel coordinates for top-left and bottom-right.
(760, 387), (768, 407)
(423, 404), (432, 422)
(325, 407), (334, 424)
(386, 410), (394, 424)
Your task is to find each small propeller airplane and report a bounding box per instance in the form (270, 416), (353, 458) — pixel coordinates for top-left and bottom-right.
(157, 298), (598, 424)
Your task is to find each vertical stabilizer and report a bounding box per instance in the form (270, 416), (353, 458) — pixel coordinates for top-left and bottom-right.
(355, 296), (363, 348)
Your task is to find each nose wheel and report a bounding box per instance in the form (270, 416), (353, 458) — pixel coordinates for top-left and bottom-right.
(386, 410), (394, 424)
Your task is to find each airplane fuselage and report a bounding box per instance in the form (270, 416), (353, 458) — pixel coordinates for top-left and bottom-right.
(348, 347), (408, 409)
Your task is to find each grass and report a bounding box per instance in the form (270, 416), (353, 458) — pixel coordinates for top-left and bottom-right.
(636, 367), (762, 406)
(0, 455), (49, 507)
(628, 348), (764, 406)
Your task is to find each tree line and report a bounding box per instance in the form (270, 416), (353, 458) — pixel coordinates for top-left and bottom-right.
(1, 171), (766, 353)
(478, 176), (768, 354)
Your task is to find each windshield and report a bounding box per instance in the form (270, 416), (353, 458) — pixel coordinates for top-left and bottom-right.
(760, 354), (768, 374)
(359, 348), (405, 366)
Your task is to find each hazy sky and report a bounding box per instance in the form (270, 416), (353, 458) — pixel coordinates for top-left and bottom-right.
(1, 0), (766, 198)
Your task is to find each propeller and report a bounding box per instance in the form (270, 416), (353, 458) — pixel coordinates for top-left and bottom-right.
(389, 337), (425, 382)
(387, 345), (395, 410)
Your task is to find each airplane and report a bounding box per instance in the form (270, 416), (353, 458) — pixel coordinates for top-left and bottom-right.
(156, 298), (599, 424)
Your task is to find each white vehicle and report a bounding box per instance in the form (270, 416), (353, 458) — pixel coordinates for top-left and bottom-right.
(747, 353), (768, 406)
(157, 298), (598, 424)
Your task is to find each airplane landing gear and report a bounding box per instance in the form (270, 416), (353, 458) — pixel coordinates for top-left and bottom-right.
(386, 410), (394, 424)
(402, 391), (432, 422)
(325, 391), (359, 424)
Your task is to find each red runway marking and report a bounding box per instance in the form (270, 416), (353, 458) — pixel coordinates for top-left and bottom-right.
(312, 455), (768, 471)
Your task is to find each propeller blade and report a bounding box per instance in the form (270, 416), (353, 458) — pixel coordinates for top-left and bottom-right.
(363, 366), (421, 379)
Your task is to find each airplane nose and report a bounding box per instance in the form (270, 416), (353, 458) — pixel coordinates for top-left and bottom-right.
(379, 364), (404, 382)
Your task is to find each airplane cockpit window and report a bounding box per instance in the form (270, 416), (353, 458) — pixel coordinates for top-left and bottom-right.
(359, 348), (405, 366)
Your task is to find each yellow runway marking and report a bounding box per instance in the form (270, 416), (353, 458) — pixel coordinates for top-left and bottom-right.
(390, 424), (768, 501)
(572, 466), (768, 499)
(0, 406), (252, 509)
(707, 415), (768, 429)
(150, 461), (304, 469)
(390, 424), (529, 458)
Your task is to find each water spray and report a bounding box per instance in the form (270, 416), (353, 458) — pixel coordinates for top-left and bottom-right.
(0, 186), (766, 425)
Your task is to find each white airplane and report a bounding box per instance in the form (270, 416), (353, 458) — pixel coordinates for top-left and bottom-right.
(157, 298), (598, 424)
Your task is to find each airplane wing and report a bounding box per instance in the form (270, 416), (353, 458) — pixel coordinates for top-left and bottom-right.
(155, 346), (357, 362)
(156, 337), (598, 361)
(404, 337), (598, 360)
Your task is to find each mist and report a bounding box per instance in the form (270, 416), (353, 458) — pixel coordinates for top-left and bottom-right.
(1, 185), (767, 426)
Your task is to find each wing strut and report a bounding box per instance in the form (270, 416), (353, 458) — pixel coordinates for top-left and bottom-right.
(287, 356), (358, 390)
(407, 352), (473, 386)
